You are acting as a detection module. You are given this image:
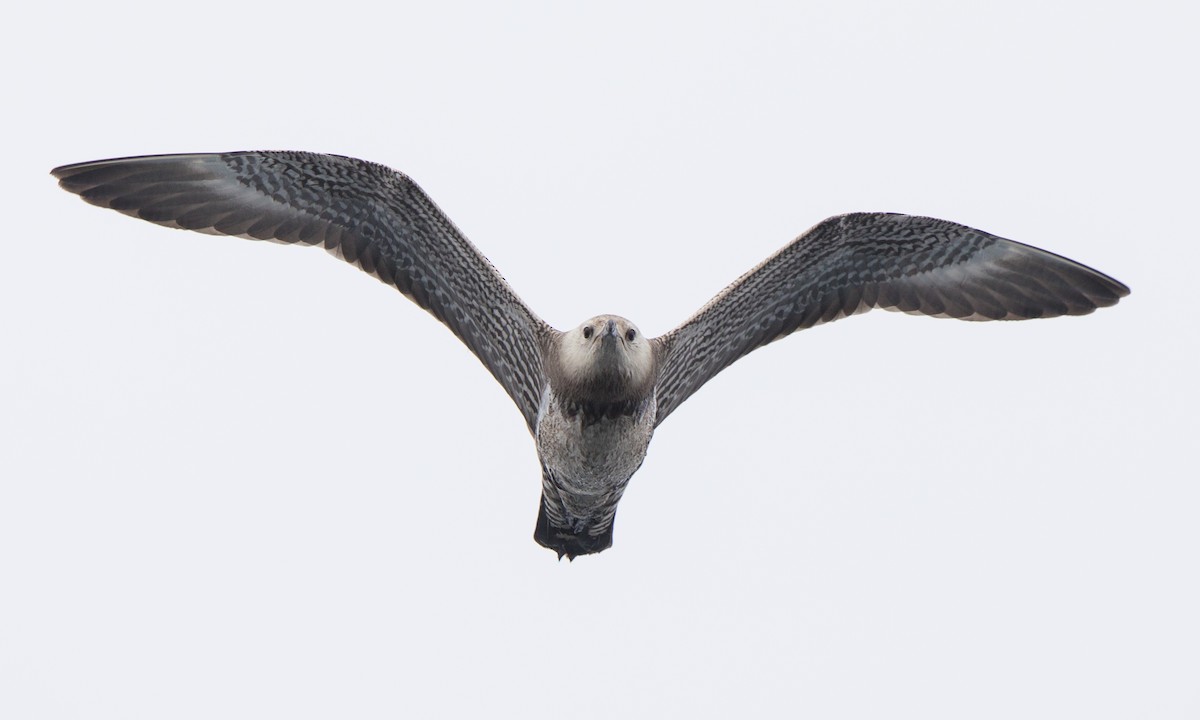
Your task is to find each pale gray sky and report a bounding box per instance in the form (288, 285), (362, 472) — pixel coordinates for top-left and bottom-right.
(2, 1), (1196, 718)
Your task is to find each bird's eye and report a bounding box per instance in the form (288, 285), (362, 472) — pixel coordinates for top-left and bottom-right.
(582, 326), (593, 339)
(625, 329), (637, 342)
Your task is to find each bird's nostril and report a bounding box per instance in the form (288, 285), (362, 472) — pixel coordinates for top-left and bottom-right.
(606, 319), (617, 335)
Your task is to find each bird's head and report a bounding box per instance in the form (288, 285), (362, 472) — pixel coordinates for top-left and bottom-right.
(550, 315), (655, 402)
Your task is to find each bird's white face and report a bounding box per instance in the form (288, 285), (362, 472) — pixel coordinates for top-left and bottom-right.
(559, 315), (654, 392)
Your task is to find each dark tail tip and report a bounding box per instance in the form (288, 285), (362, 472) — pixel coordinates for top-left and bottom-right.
(534, 502), (614, 560)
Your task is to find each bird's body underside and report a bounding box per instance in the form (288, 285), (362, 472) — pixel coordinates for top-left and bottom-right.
(51, 151), (1130, 559)
(534, 382), (657, 559)
(532, 314), (658, 558)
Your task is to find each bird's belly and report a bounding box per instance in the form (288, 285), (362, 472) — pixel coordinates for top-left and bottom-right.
(535, 394), (656, 497)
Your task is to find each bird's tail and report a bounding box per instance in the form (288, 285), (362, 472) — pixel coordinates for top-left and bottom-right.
(533, 498), (615, 560)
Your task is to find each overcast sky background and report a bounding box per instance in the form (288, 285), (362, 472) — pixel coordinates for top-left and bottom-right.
(2, 1), (1196, 718)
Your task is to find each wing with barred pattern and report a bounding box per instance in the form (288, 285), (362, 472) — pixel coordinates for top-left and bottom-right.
(652, 213), (1129, 426)
(53, 152), (553, 433)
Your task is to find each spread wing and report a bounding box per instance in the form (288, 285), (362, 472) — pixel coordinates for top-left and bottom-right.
(652, 212), (1129, 426)
(52, 152), (553, 433)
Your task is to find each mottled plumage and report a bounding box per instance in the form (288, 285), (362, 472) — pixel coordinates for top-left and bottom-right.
(52, 151), (1129, 559)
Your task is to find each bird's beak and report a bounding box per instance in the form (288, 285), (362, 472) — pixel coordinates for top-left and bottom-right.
(602, 319), (619, 346)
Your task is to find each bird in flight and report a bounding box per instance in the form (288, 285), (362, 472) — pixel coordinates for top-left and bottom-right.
(52, 152), (1129, 559)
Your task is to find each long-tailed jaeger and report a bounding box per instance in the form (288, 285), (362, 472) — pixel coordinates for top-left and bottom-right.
(52, 152), (1130, 559)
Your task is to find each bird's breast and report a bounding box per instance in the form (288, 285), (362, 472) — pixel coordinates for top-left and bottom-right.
(535, 388), (657, 497)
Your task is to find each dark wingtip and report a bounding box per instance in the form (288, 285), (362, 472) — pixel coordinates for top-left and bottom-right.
(51, 157), (141, 195)
(50, 160), (94, 185)
(51, 156), (146, 181)
(996, 237), (1131, 316)
(1070, 258), (1131, 307)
